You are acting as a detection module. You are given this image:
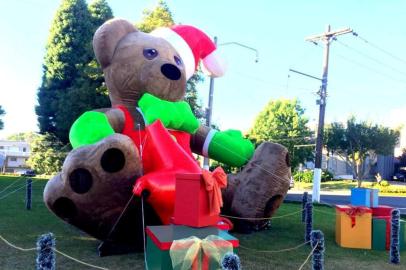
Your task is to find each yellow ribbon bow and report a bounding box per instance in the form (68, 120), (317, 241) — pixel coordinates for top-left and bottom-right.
(202, 167), (227, 215)
(170, 235), (233, 270)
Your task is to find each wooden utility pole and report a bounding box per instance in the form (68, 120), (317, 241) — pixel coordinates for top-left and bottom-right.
(305, 25), (352, 202)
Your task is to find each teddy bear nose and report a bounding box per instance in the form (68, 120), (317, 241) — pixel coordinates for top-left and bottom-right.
(161, 63), (181, 80)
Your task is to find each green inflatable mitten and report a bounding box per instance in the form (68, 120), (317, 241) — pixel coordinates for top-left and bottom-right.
(208, 129), (254, 167)
(139, 93), (199, 134)
(69, 111), (115, 149)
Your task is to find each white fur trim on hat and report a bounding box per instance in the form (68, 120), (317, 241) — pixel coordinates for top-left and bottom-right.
(202, 49), (227, 78)
(151, 27), (195, 80)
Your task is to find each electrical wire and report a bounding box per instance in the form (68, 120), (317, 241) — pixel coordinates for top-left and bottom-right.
(312, 39), (406, 87)
(336, 39), (406, 78)
(228, 70), (318, 94)
(353, 32), (406, 66)
(311, 42), (406, 84)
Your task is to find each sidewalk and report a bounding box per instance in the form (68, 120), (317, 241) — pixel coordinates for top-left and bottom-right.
(288, 189), (350, 196)
(289, 188), (406, 197)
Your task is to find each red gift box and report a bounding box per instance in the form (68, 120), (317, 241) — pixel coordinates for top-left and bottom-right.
(371, 205), (393, 250)
(173, 171), (226, 227)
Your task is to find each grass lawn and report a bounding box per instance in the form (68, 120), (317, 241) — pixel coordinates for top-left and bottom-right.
(293, 180), (406, 196)
(0, 175), (405, 269)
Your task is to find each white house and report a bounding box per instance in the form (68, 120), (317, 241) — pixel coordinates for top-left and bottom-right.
(0, 140), (31, 173)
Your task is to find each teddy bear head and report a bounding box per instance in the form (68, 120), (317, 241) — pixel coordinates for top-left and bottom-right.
(93, 18), (187, 107)
(93, 18), (226, 109)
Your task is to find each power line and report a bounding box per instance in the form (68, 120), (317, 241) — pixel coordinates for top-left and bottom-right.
(352, 32), (406, 66)
(334, 51), (406, 84)
(229, 70), (318, 94)
(335, 39), (406, 78)
(311, 42), (406, 85)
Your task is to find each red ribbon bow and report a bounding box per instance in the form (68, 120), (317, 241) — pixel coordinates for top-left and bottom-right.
(345, 207), (367, 228)
(202, 167), (227, 215)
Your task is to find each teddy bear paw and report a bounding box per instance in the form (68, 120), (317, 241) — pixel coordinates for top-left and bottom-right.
(43, 133), (145, 248)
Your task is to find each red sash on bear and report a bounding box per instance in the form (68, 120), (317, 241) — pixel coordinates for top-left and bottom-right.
(116, 105), (201, 224)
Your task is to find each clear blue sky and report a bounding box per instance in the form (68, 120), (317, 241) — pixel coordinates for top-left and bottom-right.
(1, 0), (405, 139)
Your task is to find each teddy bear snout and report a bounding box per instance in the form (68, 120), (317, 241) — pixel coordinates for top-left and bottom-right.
(160, 63), (181, 80)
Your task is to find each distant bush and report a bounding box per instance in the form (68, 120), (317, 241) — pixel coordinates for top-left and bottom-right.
(376, 185), (406, 194)
(379, 180), (390, 187)
(322, 170), (334, 181)
(365, 182), (406, 194)
(209, 160), (239, 174)
(293, 170), (313, 183)
(293, 170), (334, 183)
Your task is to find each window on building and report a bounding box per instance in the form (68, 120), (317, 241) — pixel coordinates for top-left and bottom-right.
(10, 157), (17, 162)
(23, 147), (27, 152)
(0, 146), (4, 149)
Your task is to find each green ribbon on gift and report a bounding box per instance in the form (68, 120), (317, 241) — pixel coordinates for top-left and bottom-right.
(169, 235), (233, 270)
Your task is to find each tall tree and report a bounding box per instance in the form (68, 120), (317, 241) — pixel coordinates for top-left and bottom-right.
(36, 0), (93, 140)
(36, 0), (113, 143)
(248, 99), (313, 169)
(88, 0), (113, 29)
(0, 105), (5, 130)
(324, 117), (399, 187)
(137, 0), (174, 33)
(86, 0), (114, 98)
(137, 1), (204, 120)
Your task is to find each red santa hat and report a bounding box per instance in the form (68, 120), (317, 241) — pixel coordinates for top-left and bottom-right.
(151, 25), (226, 80)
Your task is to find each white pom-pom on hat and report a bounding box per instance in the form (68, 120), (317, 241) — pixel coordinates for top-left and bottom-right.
(151, 25), (226, 80)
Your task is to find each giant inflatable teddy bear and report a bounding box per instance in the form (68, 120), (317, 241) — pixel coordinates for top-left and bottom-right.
(44, 18), (291, 255)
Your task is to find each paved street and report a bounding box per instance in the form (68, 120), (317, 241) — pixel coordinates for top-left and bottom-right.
(285, 191), (406, 214)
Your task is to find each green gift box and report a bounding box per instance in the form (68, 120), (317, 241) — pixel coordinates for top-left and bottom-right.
(372, 218), (389, 250)
(373, 216), (406, 251)
(400, 220), (406, 251)
(146, 225), (239, 270)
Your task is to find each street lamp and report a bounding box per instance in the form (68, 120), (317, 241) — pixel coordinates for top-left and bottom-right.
(203, 37), (259, 169)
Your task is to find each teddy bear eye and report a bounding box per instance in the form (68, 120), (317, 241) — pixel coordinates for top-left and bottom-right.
(143, 48), (158, 60)
(174, 55), (182, 66)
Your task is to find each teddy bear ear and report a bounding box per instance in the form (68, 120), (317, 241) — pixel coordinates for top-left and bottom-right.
(93, 18), (138, 69)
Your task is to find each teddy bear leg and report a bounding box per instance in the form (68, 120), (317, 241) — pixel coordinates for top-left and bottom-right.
(223, 142), (291, 232)
(43, 134), (160, 255)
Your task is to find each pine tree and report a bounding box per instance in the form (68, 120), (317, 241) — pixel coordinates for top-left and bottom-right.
(86, 0), (114, 98)
(36, 0), (113, 143)
(88, 0), (113, 29)
(137, 1), (204, 119)
(36, 0), (93, 141)
(137, 0), (175, 33)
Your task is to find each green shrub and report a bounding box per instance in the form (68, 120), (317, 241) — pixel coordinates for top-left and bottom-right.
(366, 182), (406, 194)
(321, 170), (334, 182)
(293, 170), (334, 183)
(209, 160), (238, 174)
(293, 170), (313, 183)
(379, 180), (390, 187)
(377, 185), (406, 194)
